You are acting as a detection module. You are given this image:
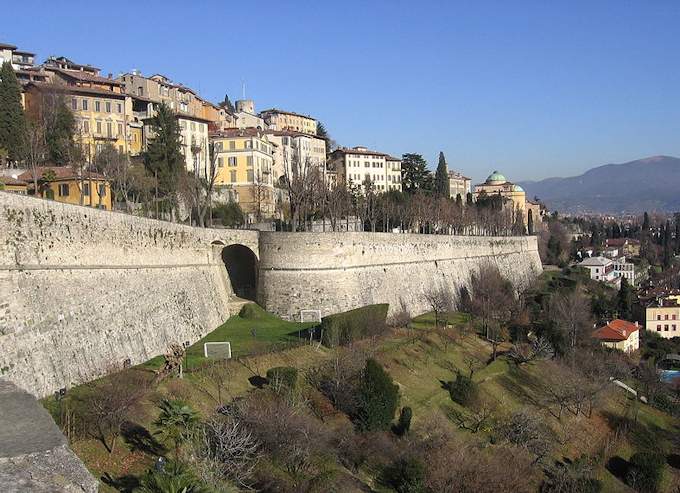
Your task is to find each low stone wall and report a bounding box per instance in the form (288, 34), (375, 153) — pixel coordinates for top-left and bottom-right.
(258, 232), (542, 320)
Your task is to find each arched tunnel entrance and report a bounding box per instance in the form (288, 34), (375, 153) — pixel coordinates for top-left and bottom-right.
(218, 244), (258, 301)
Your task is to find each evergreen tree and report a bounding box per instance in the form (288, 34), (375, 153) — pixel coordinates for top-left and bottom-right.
(455, 193), (463, 209)
(663, 219), (672, 268)
(642, 212), (650, 234)
(0, 61), (27, 161)
(617, 277), (632, 320)
(400, 153), (431, 193)
(675, 213), (680, 255)
(43, 94), (76, 164)
(219, 93), (235, 112)
(434, 151), (450, 198)
(143, 102), (184, 213)
(527, 209), (534, 235)
(466, 191), (473, 206)
(358, 358), (399, 431)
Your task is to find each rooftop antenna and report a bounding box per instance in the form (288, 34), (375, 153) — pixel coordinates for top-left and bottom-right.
(241, 80), (246, 100)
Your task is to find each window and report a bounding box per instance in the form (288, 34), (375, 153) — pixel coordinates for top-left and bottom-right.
(98, 184), (106, 197)
(107, 122), (112, 137)
(96, 121), (102, 134)
(117, 103), (122, 113)
(229, 170), (237, 182)
(247, 156), (253, 166)
(117, 123), (123, 136)
(218, 157), (224, 167)
(82, 183), (90, 196)
(658, 314), (662, 320)
(673, 325), (677, 331)
(71, 98), (77, 110)
(105, 102), (111, 113)
(228, 156), (237, 166)
(137, 87), (143, 96)
(229, 141), (235, 150)
(58, 184), (69, 197)
(665, 325), (669, 331)
(665, 314), (669, 320)
(657, 325), (662, 331)
(190, 122), (195, 131)
(83, 120), (89, 133)
(95, 101), (101, 112)
(247, 169), (254, 182)
(673, 315), (677, 320)
(245, 140), (252, 149)
(82, 99), (88, 111)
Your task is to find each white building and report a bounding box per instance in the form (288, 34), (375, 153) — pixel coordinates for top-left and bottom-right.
(265, 130), (327, 184)
(448, 170), (471, 200)
(612, 257), (637, 285)
(328, 146), (402, 193)
(177, 115), (210, 177)
(579, 256), (620, 288)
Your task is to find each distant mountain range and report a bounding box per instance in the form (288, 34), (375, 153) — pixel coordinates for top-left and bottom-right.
(518, 155), (680, 214)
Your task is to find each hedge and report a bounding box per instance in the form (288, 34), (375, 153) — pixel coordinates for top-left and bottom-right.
(320, 304), (389, 347)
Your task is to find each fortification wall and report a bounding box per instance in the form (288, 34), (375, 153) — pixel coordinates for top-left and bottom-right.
(258, 232), (542, 319)
(0, 192), (258, 396)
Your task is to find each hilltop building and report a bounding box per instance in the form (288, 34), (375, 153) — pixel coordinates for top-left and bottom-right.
(232, 99), (266, 130)
(646, 294), (680, 339)
(260, 108), (318, 135)
(210, 128), (276, 221)
(592, 319), (640, 352)
(328, 146), (402, 193)
(474, 170), (542, 227)
(264, 130), (326, 184)
(448, 169), (471, 200)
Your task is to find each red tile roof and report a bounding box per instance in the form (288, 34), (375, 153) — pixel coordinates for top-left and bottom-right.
(18, 166), (107, 182)
(592, 319), (639, 341)
(46, 67), (123, 86)
(0, 176), (27, 186)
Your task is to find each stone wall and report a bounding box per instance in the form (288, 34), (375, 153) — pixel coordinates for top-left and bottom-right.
(258, 232), (542, 320)
(0, 192), (258, 397)
(0, 192), (542, 397)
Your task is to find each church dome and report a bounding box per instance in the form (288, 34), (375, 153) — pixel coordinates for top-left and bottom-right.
(512, 184), (524, 192)
(485, 170), (506, 184)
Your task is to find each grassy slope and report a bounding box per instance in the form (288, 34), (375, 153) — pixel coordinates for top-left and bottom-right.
(48, 306), (679, 492)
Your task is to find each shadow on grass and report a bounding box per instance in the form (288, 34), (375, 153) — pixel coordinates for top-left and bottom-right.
(248, 375), (268, 388)
(668, 453), (680, 470)
(101, 473), (140, 493)
(496, 365), (545, 407)
(121, 421), (165, 456)
(606, 455), (629, 481)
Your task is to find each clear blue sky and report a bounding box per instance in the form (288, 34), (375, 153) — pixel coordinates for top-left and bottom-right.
(5, 0), (680, 182)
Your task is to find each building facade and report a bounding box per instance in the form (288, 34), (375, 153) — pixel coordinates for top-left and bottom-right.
(18, 166), (112, 210)
(265, 130), (327, 184)
(448, 170), (471, 200)
(210, 128), (276, 220)
(328, 146), (402, 193)
(579, 256), (621, 288)
(646, 295), (680, 339)
(260, 108), (318, 135)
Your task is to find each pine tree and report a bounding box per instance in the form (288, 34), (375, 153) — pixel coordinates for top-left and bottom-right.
(0, 61), (27, 161)
(466, 191), (473, 206)
(434, 151), (450, 198)
(44, 96), (76, 165)
(617, 277), (632, 320)
(400, 153), (431, 193)
(358, 358), (399, 431)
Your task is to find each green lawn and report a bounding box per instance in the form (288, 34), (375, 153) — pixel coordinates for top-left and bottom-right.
(142, 304), (317, 370)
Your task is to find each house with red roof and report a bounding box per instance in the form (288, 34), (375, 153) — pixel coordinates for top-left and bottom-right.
(592, 319), (640, 352)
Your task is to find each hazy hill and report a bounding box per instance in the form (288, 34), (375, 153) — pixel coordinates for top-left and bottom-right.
(518, 155), (680, 214)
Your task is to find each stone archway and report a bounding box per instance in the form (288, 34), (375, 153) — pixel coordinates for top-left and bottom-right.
(218, 243), (258, 301)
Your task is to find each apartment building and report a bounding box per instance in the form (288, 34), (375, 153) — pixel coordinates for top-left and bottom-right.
(210, 128), (276, 220)
(265, 130), (326, 184)
(24, 57), (132, 158)
(328, 146), (402, 193)
(260, 108), (318, 135)
(448, 170), (471, 200)
(646, 295), (680, 339)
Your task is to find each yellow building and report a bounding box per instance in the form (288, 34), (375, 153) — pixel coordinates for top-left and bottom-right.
(210, 128), (276, 220)
(260, 108), (318, 136)
(592, 319), (640, 352)
(0, 176), (28, 194)
(646, 295), (680, 339)
(474, 170), (543, 229)
(18, 166), (113, 210)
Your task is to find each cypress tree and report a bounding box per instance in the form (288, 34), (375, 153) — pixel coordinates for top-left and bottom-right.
(358, 358), (399, 431)
(44, 96), (76, 165)
(617, 277), (632, 320)
(434, 151), (450, 198)
(527, 209), (534, 235)
(0, 61), (27, 161)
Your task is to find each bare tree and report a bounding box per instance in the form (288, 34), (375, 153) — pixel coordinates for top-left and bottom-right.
(22, 121), (46, 194)
(550, 290), (592, 350)
(423, 284), (455, 329)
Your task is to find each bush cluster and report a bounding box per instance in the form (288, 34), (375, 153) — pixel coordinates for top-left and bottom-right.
(358, 358), (399, 431)
(266, 366), (298, 390)
(625, 451), (666, 492)
(320, 304), (389, 347)
(448, 372), (478, 407)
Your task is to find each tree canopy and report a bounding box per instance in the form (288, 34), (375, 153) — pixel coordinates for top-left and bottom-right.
(0, 61), (27, 161)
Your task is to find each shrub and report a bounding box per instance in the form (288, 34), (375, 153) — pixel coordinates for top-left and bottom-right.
(358, 359), (399, 431)
(383, 457), (426, 493)
(320, 304), (389, 347)
(625, 451), (665, 492)
(137, 460), (208, 493)
(448, 372), (478, 407)
(394, 406), (412, 436)
(266, 366), (298, 391)
(238, 303), (269, 320)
